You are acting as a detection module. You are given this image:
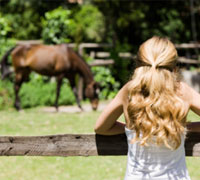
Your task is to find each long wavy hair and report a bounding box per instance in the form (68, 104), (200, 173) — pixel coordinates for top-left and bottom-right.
(127, 36), (187, 149)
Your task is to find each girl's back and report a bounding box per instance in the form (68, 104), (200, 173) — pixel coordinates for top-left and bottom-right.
(125, 127), (189, 180)
(123, 81), (191, 180)
(95, 36), (200, 180)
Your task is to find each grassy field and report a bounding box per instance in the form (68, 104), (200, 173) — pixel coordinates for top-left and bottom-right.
(0, 106), (199, 180)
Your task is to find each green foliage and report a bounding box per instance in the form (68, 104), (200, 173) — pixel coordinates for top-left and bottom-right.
(0, 0), (68, 40)
(110, 42), (133, 85)
(152, 8), (187, 42)
(0, 80), (14, 110)
(41, 5), (105, 44)
(0, 73), (75, 109)
(92, 66), (120, 99)
(94, 1), (197, 46)
(3, 9), (41, 39)
(42, 6), (76, 44)
(19, 74), (75, 108)
(73, 4), (105, 43)
(0, 13), (12, 39)
(0, 38), (16, 64)
(0, 15), (15, 64)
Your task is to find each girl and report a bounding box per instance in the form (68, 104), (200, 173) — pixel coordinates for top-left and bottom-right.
(95, 36), (200, 180)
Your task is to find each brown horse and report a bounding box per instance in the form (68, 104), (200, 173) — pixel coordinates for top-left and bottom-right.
(0, 44), (100, 111)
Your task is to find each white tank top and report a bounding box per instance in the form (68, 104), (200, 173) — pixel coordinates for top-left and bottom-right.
(124, 127), (191, 180)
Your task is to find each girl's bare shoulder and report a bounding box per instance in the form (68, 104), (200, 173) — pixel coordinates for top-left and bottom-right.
(119, 81), (132, 99)
(179, 81), (198, 106)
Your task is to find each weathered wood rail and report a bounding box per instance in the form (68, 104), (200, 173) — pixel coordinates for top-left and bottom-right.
(0, 132), (200, 157)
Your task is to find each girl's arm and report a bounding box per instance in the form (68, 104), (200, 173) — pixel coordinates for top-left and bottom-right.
(183, 82), (200, 132)
(94, 84), (129, 135)
(190, 87), (200, 117)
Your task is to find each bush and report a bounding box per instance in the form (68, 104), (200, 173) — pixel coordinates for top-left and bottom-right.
(92, 66), (120, 99)
(0, 13), (12, 39)
(110, 42), (133, 85)
(41, 5), (105, 44)
(42, 6), (76, 44)
(0, 38), (16, 65)
(73, 4), (105, 43)
(2, 10), (41, 40)
(0, 73), (76, 109)
(0, 80), (14, 110)
(19, 73), (75, 108)
(0, 14), (16, 64)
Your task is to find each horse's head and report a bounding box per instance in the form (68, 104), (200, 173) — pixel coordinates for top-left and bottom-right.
(85, 81), (100, 111)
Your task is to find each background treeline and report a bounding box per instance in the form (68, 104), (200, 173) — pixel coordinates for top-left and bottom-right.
(0, 0), (199, 109)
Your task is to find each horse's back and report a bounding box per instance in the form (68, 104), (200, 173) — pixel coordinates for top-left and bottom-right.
(12, 44), (71, 76)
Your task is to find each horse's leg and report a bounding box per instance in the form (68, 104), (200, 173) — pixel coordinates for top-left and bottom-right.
(14, 73), (23, 110)
(68, 76), (83, 111)
(14, 69), (30, 110)
(55, 75), (64, 111)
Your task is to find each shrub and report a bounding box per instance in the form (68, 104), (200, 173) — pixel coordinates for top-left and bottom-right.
(73, 4), (105, 43)
(19, 73), (75, 108)
(110, 42), (133, 85)
(42, 6), (76, 44)
(0, 73), (75, 109)
(1, 10), (41, 40)
(0, 14), (16, 64)
(0, 38), (16, 65)
(0, 80), (14, 110)
(41, 5), (105, 44)
(0, 13), (12, 39)
(92, 66), (120, 99)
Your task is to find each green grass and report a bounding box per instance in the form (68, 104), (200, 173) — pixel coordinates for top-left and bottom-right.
(0, 107), (199, 180)
(0, 108), (100, 136)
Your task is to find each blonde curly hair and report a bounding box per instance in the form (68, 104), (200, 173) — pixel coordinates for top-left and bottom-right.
(127, 36), (187, 149)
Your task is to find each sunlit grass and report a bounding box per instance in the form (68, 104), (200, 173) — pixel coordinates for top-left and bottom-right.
(0, 107), (199, 180)
(0, 107), (99, 136)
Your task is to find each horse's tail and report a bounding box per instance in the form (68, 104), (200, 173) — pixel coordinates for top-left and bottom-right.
(0, 46), (16, 80)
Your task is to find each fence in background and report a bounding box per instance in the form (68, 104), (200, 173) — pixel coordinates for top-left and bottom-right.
(16, 41), (200, 66)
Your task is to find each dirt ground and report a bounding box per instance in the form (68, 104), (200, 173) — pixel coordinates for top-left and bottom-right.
(41, 101), (109, 113)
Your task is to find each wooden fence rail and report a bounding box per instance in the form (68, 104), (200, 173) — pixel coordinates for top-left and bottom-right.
(0, 132), (200, 157)
(15, 41), (200, 65)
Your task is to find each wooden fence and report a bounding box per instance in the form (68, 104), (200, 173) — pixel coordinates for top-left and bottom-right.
(0, 132), (200, 157)
(16, 41), (200, 66)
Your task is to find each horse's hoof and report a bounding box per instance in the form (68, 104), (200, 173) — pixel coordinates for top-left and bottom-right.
(14, 104), (21, 111)
(79, 107), (84, 112)
(55, 107), (59, 112)
(15, 107), (21, 111)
